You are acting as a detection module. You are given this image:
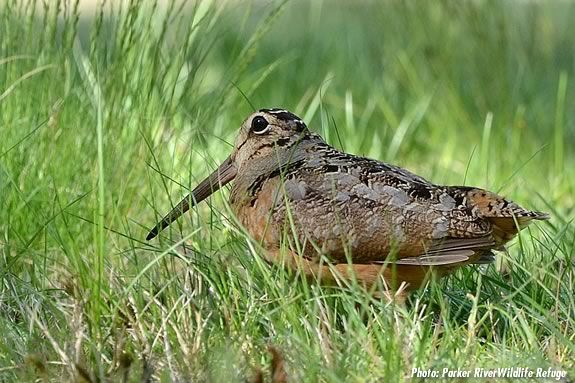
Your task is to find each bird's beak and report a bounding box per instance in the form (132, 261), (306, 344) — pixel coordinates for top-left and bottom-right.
(146, 155), (237, 240)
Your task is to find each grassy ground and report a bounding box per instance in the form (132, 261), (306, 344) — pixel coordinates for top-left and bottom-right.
(1, 0), (574, 381)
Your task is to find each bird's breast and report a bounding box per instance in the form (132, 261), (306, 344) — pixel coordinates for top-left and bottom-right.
(231, 176), (283, 246)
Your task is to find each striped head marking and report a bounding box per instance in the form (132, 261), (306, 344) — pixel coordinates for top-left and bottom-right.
(231, 108), (309, 170)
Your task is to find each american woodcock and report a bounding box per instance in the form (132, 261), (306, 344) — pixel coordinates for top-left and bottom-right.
(147, 108), (549, 295)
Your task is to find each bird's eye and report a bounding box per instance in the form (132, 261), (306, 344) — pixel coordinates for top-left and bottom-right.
(251, 116), (270, 134)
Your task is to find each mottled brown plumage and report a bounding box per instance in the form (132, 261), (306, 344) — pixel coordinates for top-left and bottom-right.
(147, 108), (549, 296)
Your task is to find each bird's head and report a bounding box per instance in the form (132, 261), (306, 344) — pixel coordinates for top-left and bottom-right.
(146, 108), (311, 240)
(230, 108), (309, 171)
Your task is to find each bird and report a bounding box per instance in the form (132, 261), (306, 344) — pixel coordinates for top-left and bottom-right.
(146, 108), (549, 297)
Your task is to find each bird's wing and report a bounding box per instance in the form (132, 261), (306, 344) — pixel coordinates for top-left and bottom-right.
(392, 251), (473, 266)
(267, 144), (547, 266)
(271, 152), (496, 264)
(371, 236), (496, 266)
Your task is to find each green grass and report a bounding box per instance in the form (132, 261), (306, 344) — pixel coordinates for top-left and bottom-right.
(1, 0), (574, 381)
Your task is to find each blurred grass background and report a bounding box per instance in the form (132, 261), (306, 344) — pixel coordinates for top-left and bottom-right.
(0, 0), (573, 381)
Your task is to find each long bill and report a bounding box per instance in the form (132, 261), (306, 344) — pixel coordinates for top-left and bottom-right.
(146, 156), (237, 240)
